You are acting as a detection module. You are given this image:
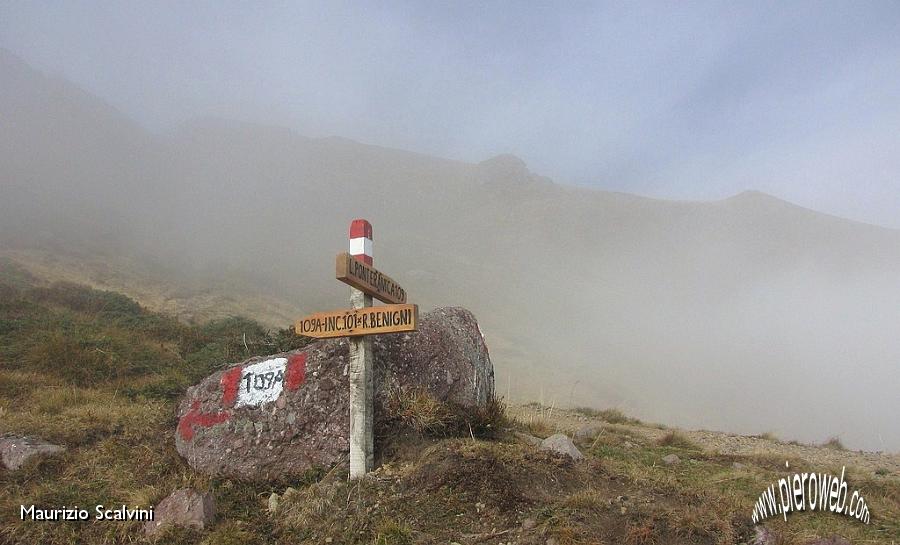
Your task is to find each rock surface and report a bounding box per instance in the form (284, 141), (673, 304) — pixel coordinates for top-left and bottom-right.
(145, 488), (215, 536)
(0, 435), (65, 470)
(540, 434), (584, 461)
(175, 307), (493, 480)
(662, 454), (680, 466)
(513, 431), (543, 447)
(573, 423), (603, 441)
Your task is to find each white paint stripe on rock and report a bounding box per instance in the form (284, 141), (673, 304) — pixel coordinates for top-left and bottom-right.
(235, 357), (288, 408)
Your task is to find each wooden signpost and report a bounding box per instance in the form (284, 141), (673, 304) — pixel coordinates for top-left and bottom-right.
(294, 304), (417, 338)
(294, 219), (417, 479)
(335, 252), (407, 304)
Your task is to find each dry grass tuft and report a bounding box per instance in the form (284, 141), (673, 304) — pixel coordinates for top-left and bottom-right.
(624, 521), (658, 545)
(276, 481), (343, 529)
(573, 406), (640, 425)
(656, 431), (700, 450)
(379, 386), (507, 439)
(372, 519), (414, 545)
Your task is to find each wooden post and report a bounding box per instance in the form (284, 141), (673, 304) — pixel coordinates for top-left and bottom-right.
(348, 219), (374, 478)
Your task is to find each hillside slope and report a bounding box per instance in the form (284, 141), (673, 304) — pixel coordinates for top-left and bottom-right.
(2, 49), (900, 450)
(0, 279), (897, 544)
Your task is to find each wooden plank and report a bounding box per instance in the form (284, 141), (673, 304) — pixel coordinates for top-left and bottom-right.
(335, 252), (407, 304)
(295, 304), (418, 339)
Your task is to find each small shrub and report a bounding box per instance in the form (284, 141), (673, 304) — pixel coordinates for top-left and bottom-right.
(821, 437), (845, 450)
(573, 406), (639, 425)
(656, 431), (700, 450)
(573, 406), (602, 417)
(513, 415), (553, 438)
(597, 408), (636, 424)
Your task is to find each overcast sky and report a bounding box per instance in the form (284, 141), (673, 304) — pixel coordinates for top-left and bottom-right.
(2, 1), (899, 228)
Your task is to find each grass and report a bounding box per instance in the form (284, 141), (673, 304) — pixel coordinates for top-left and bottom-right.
(572, 406), (641, 425)
(1, 277), (898, 545)
(378, 386), (506, 439)
(0, 279), (307, 545)
(656, 431), (701, 451)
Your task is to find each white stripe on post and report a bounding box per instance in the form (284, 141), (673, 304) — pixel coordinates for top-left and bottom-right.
(348, 219), (374, 479)
(348, 237), (373, 259)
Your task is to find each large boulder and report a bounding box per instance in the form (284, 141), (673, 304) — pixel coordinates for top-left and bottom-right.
(175, 307), (493, 480)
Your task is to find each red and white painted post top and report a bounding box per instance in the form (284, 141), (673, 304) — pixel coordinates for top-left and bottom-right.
(349, 219), (373, 265)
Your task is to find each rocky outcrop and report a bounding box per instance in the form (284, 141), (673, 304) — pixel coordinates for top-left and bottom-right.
(662, 454), (680, 466)
(145, 488), (216, 536)
(175, 307), (493, 480)
(0, 435), (65, 470)
(540, 434), (583, 461)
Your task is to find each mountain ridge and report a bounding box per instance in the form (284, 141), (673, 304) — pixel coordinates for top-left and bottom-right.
(2, 51), (899, 451)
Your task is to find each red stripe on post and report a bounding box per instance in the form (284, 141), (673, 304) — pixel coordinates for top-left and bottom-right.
(349, 218), (373, 265)
(349, 219), (373, 240)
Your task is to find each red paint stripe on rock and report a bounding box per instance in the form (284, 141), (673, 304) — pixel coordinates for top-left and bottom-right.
(286, 353), (307, 390)
(220, 366), (243, 406)
(178, 400), (231, 441)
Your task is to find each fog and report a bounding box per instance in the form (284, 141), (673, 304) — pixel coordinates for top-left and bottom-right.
(1, 4), (899, 451)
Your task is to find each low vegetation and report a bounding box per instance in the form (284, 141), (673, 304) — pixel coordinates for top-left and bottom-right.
(1, 269), (897, 544)
(656, 431), (701, 451)
(573, 406), (641, 425)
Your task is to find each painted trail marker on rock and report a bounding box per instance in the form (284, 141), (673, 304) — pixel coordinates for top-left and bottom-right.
(294, 218), (416, 479)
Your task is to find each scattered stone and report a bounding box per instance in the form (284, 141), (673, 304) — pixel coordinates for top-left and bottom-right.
(0, 435), (65, 470)
(623, 441), (635, 449)
(546, 538), (559, 545)
(267, 492), (279, 513)
(514, 431), (542, 446)
(573, 423), (603, 441)
(540, 434), (584, 461)
(753, 526), (779, 545)
(175, 307), (494, 480)
(732, 461), (746, 469)
(662, 454), (680, 466)
(145, 488), (216, 536)
(522, 518), (537, 530)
